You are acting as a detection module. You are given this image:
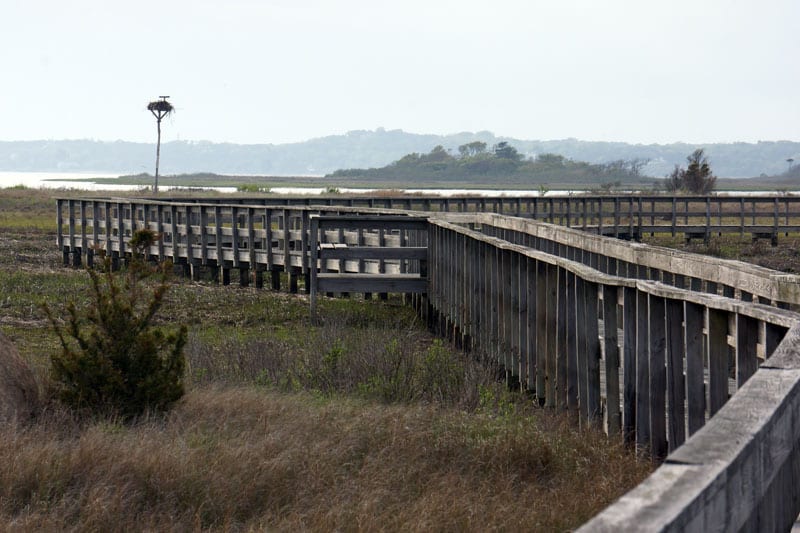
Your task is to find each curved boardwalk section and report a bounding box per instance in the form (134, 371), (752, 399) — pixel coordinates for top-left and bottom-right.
(579, 324), (800, 532)
(57, 195), (800, 531)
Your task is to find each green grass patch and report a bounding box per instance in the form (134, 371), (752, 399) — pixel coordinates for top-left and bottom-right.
(0, 270), (89, 319)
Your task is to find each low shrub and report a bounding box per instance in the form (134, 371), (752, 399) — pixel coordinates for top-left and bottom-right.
(236, 184), (271, 193)
(44, 229), (187, 418)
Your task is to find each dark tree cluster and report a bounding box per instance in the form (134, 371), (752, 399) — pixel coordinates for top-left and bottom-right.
(664, 149), (717, 194)
(329, 142), (650, 185)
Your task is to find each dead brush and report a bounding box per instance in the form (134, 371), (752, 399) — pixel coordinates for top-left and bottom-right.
(0, 387), (652, 532)
(0, 332), (41, 423)
(741, 238), (768, 258)
(185, 314), (500, 410)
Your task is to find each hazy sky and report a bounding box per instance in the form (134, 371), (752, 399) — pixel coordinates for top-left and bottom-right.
(3, 0), (799, 145)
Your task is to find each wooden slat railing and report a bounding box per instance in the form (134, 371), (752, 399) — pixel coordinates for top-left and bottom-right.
(425, 216), (800, 531)
(150, 194), (800, 243)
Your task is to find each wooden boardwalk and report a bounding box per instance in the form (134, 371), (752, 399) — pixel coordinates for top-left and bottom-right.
(57, 194), (800, 530)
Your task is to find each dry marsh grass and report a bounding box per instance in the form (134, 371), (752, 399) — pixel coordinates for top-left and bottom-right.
(1, 388), (651, 532)
(0, 332), (41, 422)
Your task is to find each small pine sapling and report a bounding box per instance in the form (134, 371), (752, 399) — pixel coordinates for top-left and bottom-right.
(44, 229), (187, 418)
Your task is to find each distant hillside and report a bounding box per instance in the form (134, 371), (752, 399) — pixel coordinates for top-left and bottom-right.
(0, 130), (798, 178)
(328, 143), (650, 186)
(717, 164), (800, 189)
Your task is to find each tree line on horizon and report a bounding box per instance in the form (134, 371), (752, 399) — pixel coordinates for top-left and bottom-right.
(327, 141), (651, 186)
(0, 132), (798, 178)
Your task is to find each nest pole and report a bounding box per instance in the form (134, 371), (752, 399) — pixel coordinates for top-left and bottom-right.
(154, 116), (162, 193)
(147, 97), (173, 194)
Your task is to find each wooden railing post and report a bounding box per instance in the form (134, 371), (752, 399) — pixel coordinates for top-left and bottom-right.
(666, 298), (686, 451)
(603, 285), (620, 435)
(310, 216), (319, 313)
(707, 308), (729, 416)
(648, 294), (667, 460)
(636, 289), (650, 451)
(584, 281), (601, 425)
(622, 286), (637, 445)
(736, 313), (759, 386)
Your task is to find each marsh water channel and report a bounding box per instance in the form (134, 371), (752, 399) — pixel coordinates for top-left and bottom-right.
(1, 171), (794, 197)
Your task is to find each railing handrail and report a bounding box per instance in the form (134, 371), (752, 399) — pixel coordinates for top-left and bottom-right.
(429, 217), (800, 328)
(577, 322), (800, 532)
(460, 212), (800, 307)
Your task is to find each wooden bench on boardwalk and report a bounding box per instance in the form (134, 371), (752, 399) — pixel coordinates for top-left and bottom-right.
(309, 215), (429, 311)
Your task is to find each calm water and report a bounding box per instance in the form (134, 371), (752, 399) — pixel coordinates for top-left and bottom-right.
(0, 172), (550, 196)
(0, 172), (140, 191)
(0, 172), (793, 197)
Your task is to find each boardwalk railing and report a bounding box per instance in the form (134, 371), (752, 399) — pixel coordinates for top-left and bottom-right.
(164, 193), (800, 243)
(427, 217), (797, 445)
(450, 212), (800, 309)
(578, 325), (800, 532)
(57, 195), (800, 530)
(56, 198), (423, 292)
(426, 216), (800, 531)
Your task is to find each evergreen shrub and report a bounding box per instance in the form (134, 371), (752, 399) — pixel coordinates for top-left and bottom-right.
(44, 229), (186, 418)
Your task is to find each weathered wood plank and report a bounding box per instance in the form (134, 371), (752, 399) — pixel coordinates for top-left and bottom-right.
(566, 271), (579, 413)
(526, 256), (537, 392)
(736, 313), (759, 386)
(546, 262), (558, 407)
(666, 298), (686, 451)
(556, 266), (568, 410)
(622, 286), (637, 444)
(603, 285), (621, 435)
(648, 294), (668, 461)
(518, 250), (529, 387)
(707, 308), (730, 416)
(316, 274), (427, 293)
(510, 249), (521, 381)
(535, 259), (547, 401)
(576, 276), (589, 420)
(319, 246), (428, 260)
(585, 281), (602, 424)
(316, 216), (428, 231)
(636, 289), (651, 451)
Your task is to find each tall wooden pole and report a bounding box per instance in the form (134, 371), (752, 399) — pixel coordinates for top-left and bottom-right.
(154, 117), (162, 193)
(147, 96), (173, 195)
